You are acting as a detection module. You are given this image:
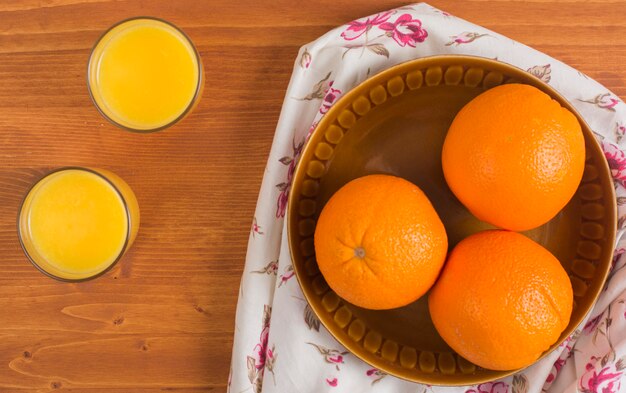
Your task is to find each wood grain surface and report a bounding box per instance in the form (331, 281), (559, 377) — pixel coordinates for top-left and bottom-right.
(0, 0), (624, 391)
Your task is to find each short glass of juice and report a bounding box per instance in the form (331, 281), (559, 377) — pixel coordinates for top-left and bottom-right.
(18, 167), (140, 281)
(87, 17), (203, 132)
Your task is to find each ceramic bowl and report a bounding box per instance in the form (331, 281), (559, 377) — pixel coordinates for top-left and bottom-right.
(287, 55), (616, 385)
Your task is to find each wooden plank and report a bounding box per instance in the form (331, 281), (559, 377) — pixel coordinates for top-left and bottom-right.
(0, 0), (624, 390)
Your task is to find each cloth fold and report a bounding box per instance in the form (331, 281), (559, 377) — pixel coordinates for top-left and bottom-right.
(228, 4), (626, 393)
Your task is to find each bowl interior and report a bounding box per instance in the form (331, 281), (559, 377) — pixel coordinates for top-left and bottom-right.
(288, 56), (616, 385)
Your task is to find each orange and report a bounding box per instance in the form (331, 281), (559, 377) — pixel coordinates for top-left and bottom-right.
(314, 174), (448, 310)
(428, 230), (573, 371)
(442, 83), (585, 231)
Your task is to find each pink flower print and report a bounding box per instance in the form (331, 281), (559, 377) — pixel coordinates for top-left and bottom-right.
(341, 11), (393, 41)
(251, 217), (263, 237)
(616, 122), (626, 144)
(297, 72), (343, 113)
(326, 378), (338, 387)
(527, 64), (552, 83)
(446, 32), (489, 46)
(366, 368), (387, 385)
(602, 140), (626, 187)
(546, 357), (567, 384)
(612, 248), (626, 270)
(599, 95), (620, 111)
(276, 137), (305, 218)
(320, 83), (342, 114)
(554, 357), (567, 372)
(253, 325), (270, 370)
(607, 247), (626, 287)
(276, 190), (289, 219)
(580, 93), (621, 112)
(543, 346), (570, 390)
(466, 381), (509, 393)
(307, 342), (349, 371)
(584, 315), (603, 335)
(379, 14), (428, 47)
(328, 354), (344, 364)
(246, 305), (272, 393)
(305, 121), (318, 143)
(265, 345), (277, 385)
(299, 48), (311, 69)
(559, 329), (579, 349)
(579, 361), (623, 393)
(278, 265), (295, 287)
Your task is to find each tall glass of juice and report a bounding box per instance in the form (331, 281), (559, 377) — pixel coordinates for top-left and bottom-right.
(87, 17), (203, 132)
(18, 167), (140, 281)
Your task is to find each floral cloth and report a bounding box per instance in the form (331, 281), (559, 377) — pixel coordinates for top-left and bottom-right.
(228, 3), (626, 393)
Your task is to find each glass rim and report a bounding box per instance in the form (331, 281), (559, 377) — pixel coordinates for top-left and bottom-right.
(17, 166), (132, 282)
(86, 16), (203, 133)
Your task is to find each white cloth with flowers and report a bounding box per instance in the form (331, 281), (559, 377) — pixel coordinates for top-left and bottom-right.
(228, 3), (626, 393)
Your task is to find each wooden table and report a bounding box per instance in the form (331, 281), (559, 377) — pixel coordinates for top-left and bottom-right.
(0, 0), (624, 391)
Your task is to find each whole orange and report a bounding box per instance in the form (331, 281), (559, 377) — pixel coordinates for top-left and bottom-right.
(442, 83), (585, 231)
(428, 230), (573, 371)
(314, 174), (448, 310)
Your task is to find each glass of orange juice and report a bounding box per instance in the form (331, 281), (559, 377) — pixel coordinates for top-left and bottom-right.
(87, 17), (203, 132)
(18, 167), (140, 281)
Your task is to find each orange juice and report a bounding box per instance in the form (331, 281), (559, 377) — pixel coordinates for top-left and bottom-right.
(88, 18), (202, 131)
(18, 168), (140, 281)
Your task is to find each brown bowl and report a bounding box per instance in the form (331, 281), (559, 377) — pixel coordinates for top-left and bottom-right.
(287, 55), (616, 385)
